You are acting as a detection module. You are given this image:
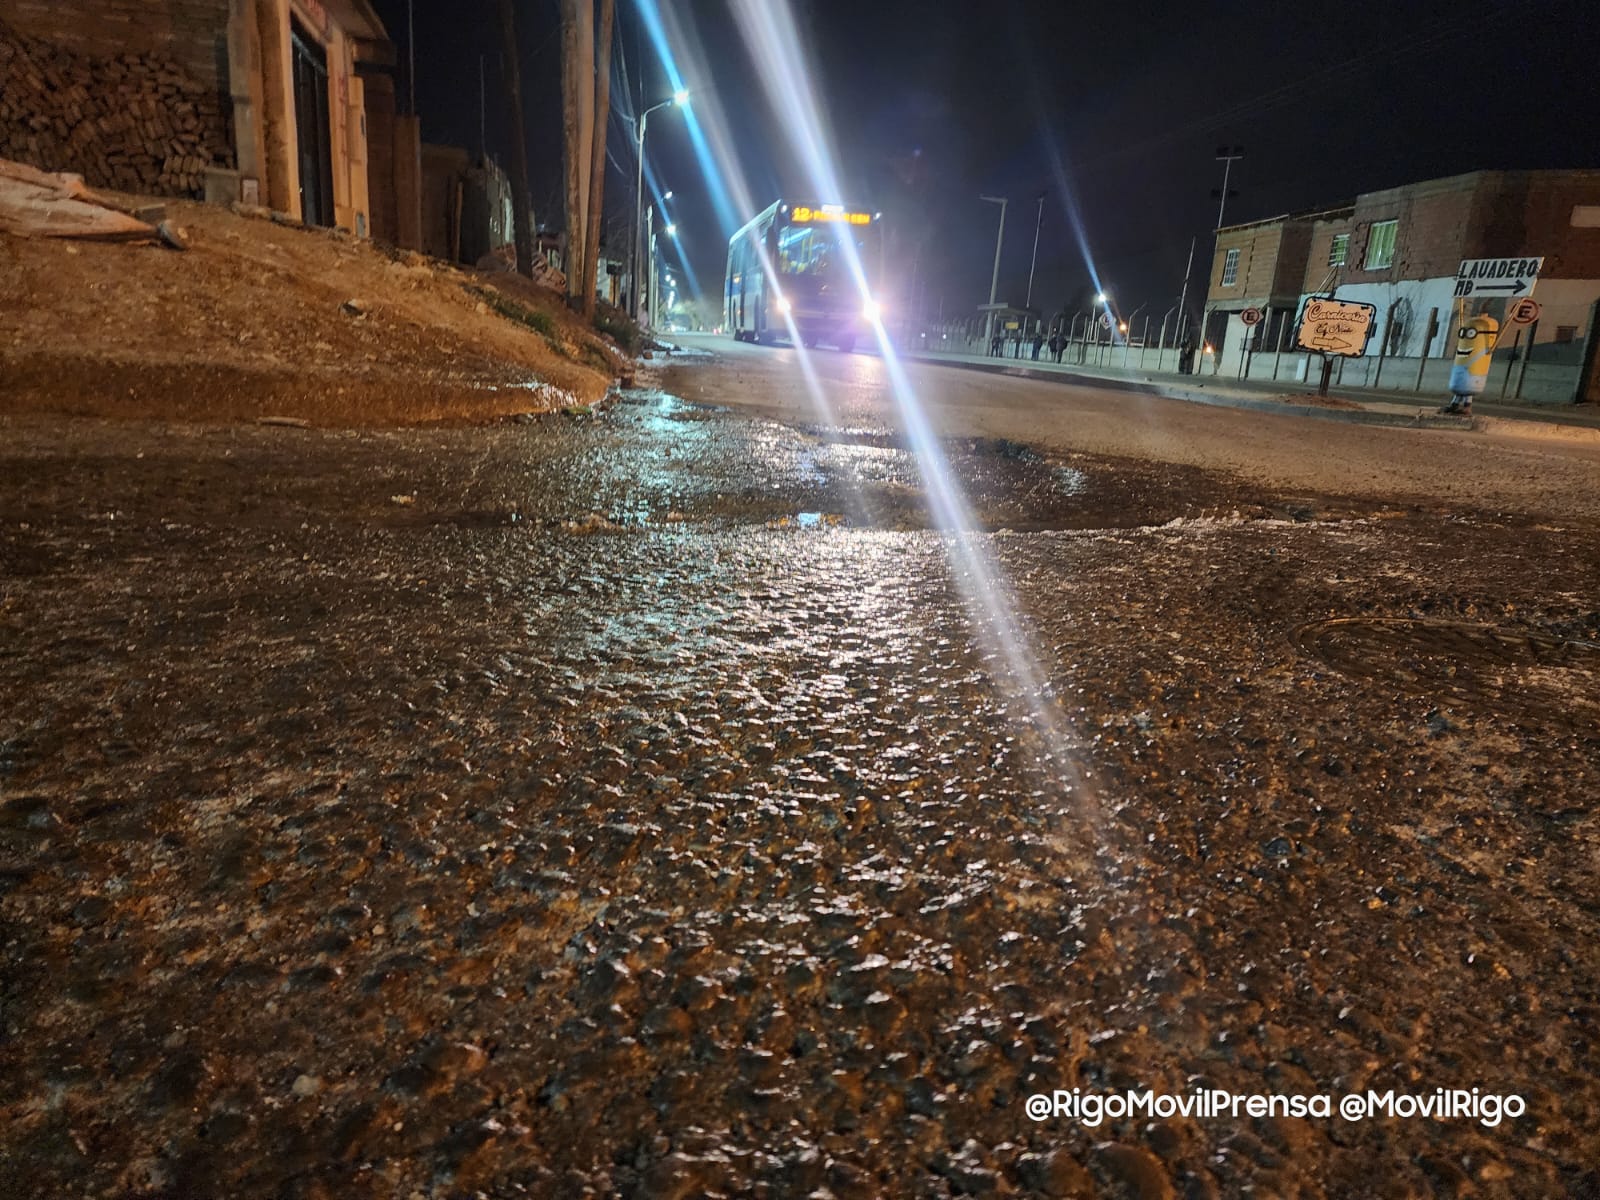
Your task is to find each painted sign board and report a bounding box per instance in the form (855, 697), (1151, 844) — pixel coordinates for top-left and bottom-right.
(1240, 307), (1263, 326)
(1294, 297), (1377, 357)
(1453, 256), (1542, 298)
(1507, 297), (1541, 325)
(1098, 312), (1113, 330)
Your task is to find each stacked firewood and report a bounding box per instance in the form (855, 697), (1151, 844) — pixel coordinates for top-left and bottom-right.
(0, 21), (233, 198)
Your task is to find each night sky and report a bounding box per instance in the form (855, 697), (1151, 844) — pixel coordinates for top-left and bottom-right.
(373, 0), (1600, 325)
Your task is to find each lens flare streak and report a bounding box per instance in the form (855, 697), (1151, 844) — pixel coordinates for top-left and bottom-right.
(725, 0), (1083, 793)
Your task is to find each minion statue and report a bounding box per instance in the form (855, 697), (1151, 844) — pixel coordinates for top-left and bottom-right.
(1441, 310), (1498, 414)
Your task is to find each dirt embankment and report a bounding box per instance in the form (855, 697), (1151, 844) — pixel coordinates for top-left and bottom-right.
(0, 197), (628, 425)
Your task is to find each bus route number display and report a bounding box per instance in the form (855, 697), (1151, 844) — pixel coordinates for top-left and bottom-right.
(790, 206), (872, 226)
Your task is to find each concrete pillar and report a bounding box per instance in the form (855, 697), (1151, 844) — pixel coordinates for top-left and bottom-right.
(325, 29), (358, 232)
(227, 0), (268, 195)
(346, 71), (369, 237)
(256, 0), (299, 218)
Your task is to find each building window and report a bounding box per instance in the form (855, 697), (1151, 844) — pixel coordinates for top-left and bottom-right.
(1364, 220), (1397, 270)
(1571, 206), (1600, 228)
(1328, 233), (1349, 267)
(1221, 248), (1240, 286)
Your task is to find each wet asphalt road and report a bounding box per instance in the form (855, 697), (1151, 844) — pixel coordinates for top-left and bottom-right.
(2, 352), (1599, 1199)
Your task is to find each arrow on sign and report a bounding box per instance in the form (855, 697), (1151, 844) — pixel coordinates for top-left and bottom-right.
(1474, 280), (1528, 295)
(1311, 334), (1356, 352)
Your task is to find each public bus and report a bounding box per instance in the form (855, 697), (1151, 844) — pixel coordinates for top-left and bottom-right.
(725, 201), (885, 352)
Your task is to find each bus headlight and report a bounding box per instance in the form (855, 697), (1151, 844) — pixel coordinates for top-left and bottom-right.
(862, 297), (882, 322)
(776, 296), (792, 315)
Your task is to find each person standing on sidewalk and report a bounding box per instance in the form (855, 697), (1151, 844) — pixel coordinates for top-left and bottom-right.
(1049, 330), (1064, 362)
(1031, 331), (1045, 360)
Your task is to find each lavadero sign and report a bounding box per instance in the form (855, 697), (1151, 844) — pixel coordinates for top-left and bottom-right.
(1294, 296), (1377, 358)
(1453, 257), (1542, 298)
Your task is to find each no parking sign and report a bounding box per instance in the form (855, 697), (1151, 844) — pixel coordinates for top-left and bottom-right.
(1508, 297), (1541, 326)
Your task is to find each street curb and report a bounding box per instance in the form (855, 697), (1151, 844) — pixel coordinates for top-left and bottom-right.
(900, 355), (1482, 432)
(1475, 414), (1600, 445)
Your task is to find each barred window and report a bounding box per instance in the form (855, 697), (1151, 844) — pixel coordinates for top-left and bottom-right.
(1221, 248), (1240, 286)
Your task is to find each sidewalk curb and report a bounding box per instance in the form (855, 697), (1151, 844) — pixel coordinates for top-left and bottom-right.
(902, 354), (1598, 440)
(905, 356), (1471, 431)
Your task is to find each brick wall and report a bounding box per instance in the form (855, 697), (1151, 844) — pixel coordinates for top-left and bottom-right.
(0, 13), (234, 196)
(1272, 220), (1313, 299)
(1, 0), (230, 90)
(1474, 170), (1600, 279)
(1206, 220), (1315, 308)
(1332, 171), (1600, 287)
(1341, 174), (1477, 286)
(1303, 215), (1354, 294)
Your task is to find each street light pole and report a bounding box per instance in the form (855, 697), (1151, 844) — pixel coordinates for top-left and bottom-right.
(631, 91), (688, 320)
(1024, 191), (1045, 315)
(980, 195), (1008, 351)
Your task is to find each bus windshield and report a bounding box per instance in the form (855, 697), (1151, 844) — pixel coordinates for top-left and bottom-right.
(777, 221), (877, 280)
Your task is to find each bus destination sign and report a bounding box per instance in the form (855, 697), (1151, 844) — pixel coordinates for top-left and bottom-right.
(790, 206), (873, 226)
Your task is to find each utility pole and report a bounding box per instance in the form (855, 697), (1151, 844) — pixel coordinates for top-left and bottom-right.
(497, 0), (534, 278)
(1025, 191), (1045, 313)
(580, 0), (615, 318)
(560, 0), (596, 308)
(1175, 235), (1195, 347)
(1200, 144), (1243, 356)
(980, 195), (1007, 350)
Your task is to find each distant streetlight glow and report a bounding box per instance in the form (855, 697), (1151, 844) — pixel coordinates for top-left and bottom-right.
(673, 89), (690, 107)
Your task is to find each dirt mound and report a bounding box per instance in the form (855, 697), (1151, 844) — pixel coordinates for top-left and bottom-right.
(0, 196), (626, 425)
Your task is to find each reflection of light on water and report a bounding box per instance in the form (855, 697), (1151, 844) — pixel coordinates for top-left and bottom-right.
(1055, 467), (1089, 496)
(726, 0), (1086, 799)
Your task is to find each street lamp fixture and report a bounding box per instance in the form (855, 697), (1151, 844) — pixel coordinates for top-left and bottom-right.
(665, 224), (677, 237)
(673, 89), (689, 107)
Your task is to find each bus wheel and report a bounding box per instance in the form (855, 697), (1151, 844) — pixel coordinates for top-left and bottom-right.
(836, 335), (856, 354)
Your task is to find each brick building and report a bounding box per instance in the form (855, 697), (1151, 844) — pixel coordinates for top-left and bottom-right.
(1203, 205), (1350, 361)
(1201, 170), (1600, 400)
(0, 0), (421, 244)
